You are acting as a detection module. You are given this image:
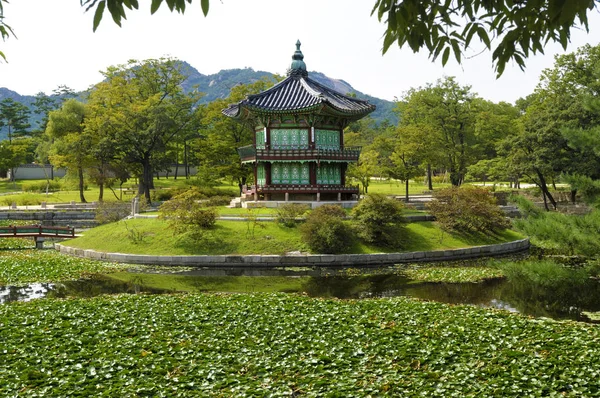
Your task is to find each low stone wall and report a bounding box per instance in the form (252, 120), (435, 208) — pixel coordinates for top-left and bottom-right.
(56, 238), (529, 267)
(0, 211), (96, 220)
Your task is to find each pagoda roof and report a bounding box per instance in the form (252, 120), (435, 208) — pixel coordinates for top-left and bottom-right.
(223, 41), (376, 120)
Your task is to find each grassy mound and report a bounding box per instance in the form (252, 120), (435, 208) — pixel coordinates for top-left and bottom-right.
(62, 218), (523, 255)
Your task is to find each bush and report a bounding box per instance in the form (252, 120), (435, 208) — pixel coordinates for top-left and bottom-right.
(22, 180), (62, 193)
(512, 198), (600, 256)
(427, 186), (509, 233)
(351, 194), (404, 246)
(204, 195), (233, 207)
(275, 203), (309, 227)
(95, 201), (131, 224)
(151, 189), (175, 202)
(159, 188), (217, 235)
(301, 205), (353, 253)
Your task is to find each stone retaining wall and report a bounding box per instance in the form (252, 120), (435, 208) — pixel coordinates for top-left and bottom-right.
(0, 211), (96, 220)
(56, 238), (529, 267)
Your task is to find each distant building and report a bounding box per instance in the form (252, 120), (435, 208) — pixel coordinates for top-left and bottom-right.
(224, 41), (375, 203)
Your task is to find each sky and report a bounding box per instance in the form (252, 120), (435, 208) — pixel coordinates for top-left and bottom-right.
(1, 0), (600, 104)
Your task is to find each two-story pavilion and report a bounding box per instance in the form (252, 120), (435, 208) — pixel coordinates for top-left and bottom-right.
(223, 41), (375, 203)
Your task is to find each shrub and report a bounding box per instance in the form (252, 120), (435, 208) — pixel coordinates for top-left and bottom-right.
(95, 201), (131, 224)
(159, 188), (217, 235)
(204, 195), (233, 207)
(512, 198), (600, 256)
(427, 186), (509, 233)
(311, 204), (347, 218)
(351, 194), (404, 246)
(275, 203), (309, 227)
(151, 189), (175, 202)
(301, 205), (353, 253)
(22, 180), (62, 193)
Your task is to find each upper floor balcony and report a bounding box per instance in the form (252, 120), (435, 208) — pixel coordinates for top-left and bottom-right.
(237, 145), (361, 164)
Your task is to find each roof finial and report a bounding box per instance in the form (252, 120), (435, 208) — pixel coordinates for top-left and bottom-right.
(288, 39), (307, 77)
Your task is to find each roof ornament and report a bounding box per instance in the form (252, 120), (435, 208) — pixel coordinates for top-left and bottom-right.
(287, 40), (308, 77)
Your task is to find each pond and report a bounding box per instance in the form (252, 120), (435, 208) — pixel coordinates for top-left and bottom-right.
(2, 267), (599, 323)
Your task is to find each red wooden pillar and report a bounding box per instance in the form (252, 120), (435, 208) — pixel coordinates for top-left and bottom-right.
(339, 128), (344, 150)
(310, 162), (317, 186)
(266, 163), (272, 185)
(341, 163), (346, 186)
(253, 163), (258, 189)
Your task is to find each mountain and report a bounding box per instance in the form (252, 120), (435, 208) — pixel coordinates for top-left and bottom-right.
(0, 64), (397, 140)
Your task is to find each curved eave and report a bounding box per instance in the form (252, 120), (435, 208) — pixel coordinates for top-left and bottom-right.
(223, 102), (374, 121)
(222, 74), (376, 121)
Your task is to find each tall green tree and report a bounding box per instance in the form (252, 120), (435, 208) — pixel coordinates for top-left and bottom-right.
(0, 98), (31, 143)
(46, 99), (91, 203)
(87, 58), (201, 203)
(502, 44), (600, 209)
(398, 77), (477, 186)
(195, 79), (275, 193)
(390, 125), (426, 200)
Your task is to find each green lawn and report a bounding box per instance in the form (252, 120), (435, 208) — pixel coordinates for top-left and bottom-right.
(63, 218), (523, 255)
(360, 179), (452, 196)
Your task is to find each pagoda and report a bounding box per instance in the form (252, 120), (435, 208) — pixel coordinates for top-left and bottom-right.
(223, 41), (375, 205)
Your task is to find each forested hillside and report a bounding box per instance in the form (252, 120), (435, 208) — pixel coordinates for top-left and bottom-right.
(0, 63), (396, 140)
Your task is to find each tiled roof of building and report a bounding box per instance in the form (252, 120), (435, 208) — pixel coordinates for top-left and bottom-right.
(223, 41), (376, 119)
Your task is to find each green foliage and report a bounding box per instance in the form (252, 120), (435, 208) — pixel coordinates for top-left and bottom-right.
(275, 203), (308, 227)
(301, 205), (353, 254)
(150, 189), (175, 202)
(427, 186), (510, 233)
(398, 77), (479, 186)
(351, 194), (404, 246)
(513, 200), (600, 256)
(562, 174), (600, 206)
(95, 201), (130, 224)
(0, 250), (123, 285)
(21, 180), (62, 193)
(2, 293), (600, 396)
(159, 188), (217, 235)
(373, 0), (596, 76)
(87, 58), (202, 204)
(204, 195), (232, 207)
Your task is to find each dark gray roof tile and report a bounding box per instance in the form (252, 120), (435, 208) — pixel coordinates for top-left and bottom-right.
(222, 74), (376, 118)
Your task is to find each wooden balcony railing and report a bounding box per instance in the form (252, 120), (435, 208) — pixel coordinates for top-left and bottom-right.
(237, 145), (361, 163)
(252, 184), (359, 194)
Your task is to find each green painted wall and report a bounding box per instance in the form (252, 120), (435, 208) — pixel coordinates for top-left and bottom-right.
(315, 129), (340, 150)
(317, 163), (341, 185)
(271, 129), (309, 149)
(255, 130), (266, 149)
(271, 162), (310, 184)
(257, 164), (266, 185)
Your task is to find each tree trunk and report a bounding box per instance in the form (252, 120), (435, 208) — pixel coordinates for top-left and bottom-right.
(238, 176), (247, 196)
(535, 169), (557, 210)
(78, 166), (87, 203)
(570, 189), (577, 204)
(98, 183), (104, 202)
(405, 179), (409, 202)
(139, 159), (153, 204)
(427, 164), (433, 191)
(449, 170), (461, 187)
(184, 141), (189, 179)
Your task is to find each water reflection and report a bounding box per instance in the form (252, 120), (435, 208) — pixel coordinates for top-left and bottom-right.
(0, 277), (169, 304)
(2, 270), (599, 323)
